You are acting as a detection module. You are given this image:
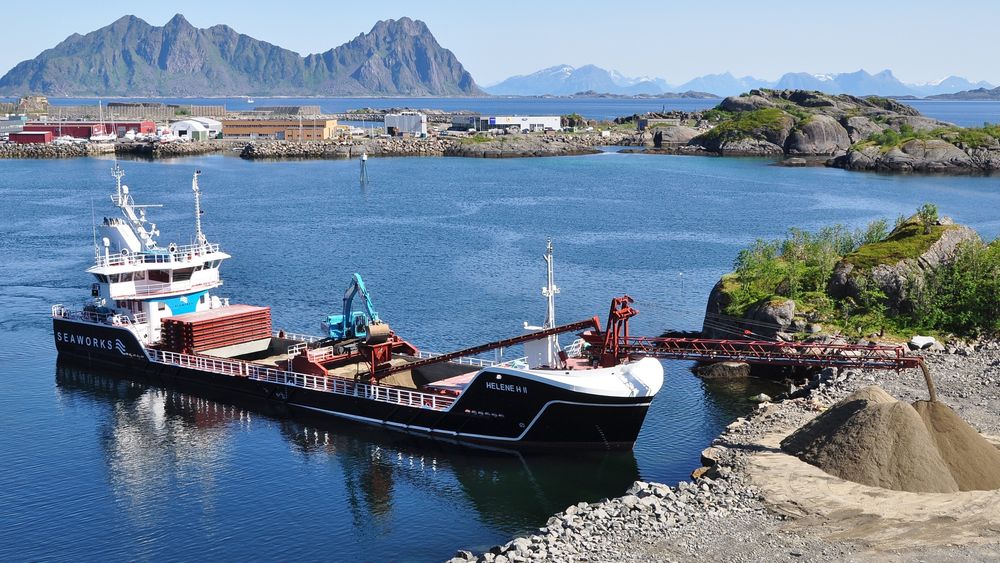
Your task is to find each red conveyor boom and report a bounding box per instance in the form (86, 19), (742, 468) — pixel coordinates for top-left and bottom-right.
(610, 336), (921, 370)
(384, 316), (601, 376)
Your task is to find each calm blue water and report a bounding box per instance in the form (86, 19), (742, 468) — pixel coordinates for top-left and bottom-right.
(11, 96), (997, 126)
(2, 153), (999, 561)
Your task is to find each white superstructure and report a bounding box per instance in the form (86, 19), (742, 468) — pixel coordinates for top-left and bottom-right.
(84, 164), (231, 344)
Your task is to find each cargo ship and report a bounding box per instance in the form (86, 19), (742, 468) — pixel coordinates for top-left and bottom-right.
(52, 165), (664, 449)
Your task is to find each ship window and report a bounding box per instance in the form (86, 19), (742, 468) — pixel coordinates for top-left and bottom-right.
(200, 295), (207, 304)
(173, 267), (195, 282)
(134, 271), (145, 281)
(158, 303), (166, 311)
(148, 270), (169, 283)
(120, 272), (133, 282)
(94, 274), (108, 283)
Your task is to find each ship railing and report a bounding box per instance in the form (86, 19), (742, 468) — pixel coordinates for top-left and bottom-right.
(51, 304), (145, 328)
(94, 242), (222, 268)
(122, 280), (220, 299)
(562, 338), (587, 359)
(273, 331), (324, 344)
(149, 349), (456, 411)
(414, 350), (530, 369)
(306, 346), (337, 363)
(414, 350), (499, 368)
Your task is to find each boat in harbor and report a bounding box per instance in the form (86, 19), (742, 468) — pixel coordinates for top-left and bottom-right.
(52, 165), (664, 449)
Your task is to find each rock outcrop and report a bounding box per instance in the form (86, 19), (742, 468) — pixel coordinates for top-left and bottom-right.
(828, 221), (980, 312)
(831, 139), (993, 173)
(672, 89), (1000, 171)
(784, 114), (851, 155)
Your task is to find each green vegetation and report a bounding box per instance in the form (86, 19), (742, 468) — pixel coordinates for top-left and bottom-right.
(719, 207), (999, 338)
(725, 220), (888, 316)
(459, 133), (494, 145)
(843, 221), (950, 270)
(856, 123), (1000, 151)
(696, 108), (789, 144)
(910, 239), (1000, 336)
(174, 107), (191, 116)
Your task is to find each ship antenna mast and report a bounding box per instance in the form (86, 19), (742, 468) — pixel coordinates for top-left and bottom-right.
(192, 170), (206, 246)
(542, 239), (559, 330)
(112, 161), (125, 205)
(91, 200), (98, 260)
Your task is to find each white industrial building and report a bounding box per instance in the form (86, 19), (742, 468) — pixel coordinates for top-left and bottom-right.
(451, 115), (561, 133)
(189, 116), (222, 138)
(384, 112), (427, 136)
(169, 119), (209, 141)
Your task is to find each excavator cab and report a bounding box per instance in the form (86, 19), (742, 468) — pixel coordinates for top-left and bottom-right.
(323, 273), (382, 341)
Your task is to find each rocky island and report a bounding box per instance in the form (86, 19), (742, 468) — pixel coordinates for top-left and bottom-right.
(632, 89), (1000, 173)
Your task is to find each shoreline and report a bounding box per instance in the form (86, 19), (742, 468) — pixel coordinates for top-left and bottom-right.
(0, 133), (644, 161)
(452, 342), (1000, 562)
(2, 135), (998, 175)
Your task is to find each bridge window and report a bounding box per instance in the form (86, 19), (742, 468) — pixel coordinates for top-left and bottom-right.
(148, 270), (169, 283)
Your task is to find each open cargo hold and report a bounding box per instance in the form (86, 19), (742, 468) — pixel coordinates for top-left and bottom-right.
(161, 304), (271, 353)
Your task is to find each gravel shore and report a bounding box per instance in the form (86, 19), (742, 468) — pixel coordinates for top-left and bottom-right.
(453, 342), (1000, 562)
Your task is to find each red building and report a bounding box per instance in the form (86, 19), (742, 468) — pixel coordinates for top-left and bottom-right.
(10, 131), (53, 144)
(107, 120), (156, 136)
(24, 120), (156, 138)
(25, 122), (104, 138)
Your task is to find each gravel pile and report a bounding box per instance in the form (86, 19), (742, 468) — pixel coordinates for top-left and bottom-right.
(452, 340), (1000, 562)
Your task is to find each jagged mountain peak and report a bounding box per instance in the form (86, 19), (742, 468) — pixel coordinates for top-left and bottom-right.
(0, 14), (482, 96)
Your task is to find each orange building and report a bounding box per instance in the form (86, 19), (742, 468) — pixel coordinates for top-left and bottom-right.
(221, 118), (338, 140)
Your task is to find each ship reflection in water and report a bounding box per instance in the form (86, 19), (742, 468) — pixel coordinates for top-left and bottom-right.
(55, 361), (640, 547)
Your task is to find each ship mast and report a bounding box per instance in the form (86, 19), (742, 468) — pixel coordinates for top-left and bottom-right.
(192, 170), (206, 246)
(542, 239), (561, 364)
(542, 239), (559, 330)
(112, 161), (124, 205)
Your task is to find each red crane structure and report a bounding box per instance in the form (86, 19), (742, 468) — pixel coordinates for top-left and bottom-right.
(579, 296), (938, 401)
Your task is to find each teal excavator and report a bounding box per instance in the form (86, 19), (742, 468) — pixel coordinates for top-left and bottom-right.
(323, 273), (390, 343)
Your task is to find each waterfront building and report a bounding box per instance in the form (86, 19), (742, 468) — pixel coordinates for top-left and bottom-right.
(169, 119), (210, 141)
(384, 112), (427, 136)
(221, 118), (338, 140)
(184, 116), (222, 138)
(451, 115), (561, 132)
(10, 131), (52, 143)
(0, 115), (27, 136)
(24, 120), (156, 138)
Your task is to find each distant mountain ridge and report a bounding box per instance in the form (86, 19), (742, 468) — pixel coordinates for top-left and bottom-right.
(0, 14), (482, 96)
(486, 66), (994, 98)
(928, 86), (1000, 100)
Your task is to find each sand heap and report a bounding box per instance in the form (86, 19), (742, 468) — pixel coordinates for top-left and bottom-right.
(781, 386), (1000, 493)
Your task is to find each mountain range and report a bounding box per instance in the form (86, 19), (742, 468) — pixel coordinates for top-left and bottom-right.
(0, 15), (481, 96)
(928, 86), (1000, 100)
(486, 65), (994, 98)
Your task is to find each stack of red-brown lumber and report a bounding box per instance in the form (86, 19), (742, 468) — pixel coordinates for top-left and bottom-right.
(161, 304), (271, 353)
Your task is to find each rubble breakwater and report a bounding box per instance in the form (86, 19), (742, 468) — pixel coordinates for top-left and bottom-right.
(0, 142), (115, 158)
(452, 340), (1000, 562)
(1, 132), (645, 161)
(240, 132), (640, 160)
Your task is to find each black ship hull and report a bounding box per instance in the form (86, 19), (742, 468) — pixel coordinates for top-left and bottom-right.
(53, 318), (655, 449)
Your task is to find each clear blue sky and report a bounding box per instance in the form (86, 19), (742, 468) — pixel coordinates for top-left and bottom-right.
(2, 0), (997, 86)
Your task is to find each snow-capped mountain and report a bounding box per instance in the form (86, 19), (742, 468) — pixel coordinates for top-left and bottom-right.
(486, 65), (994, 98)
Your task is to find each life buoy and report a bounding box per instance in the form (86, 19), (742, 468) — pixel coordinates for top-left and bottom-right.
(120, 248), (130, 256)
(168, 243), (178, 253)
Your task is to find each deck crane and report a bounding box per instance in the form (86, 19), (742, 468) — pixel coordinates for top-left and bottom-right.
(323, 273), (388, 342)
